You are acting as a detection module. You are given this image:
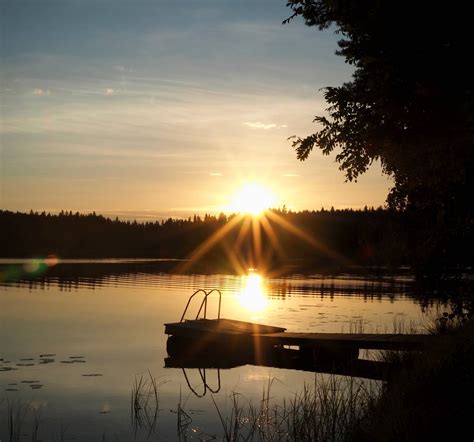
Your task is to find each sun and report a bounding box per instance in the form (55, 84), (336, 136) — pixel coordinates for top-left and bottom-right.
(228, 183), (276, 216)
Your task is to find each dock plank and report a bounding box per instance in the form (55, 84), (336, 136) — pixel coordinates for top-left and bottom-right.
(164, 318), (286, 338)
(255, 332), (437, 350)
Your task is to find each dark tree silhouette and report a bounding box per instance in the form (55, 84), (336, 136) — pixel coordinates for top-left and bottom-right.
(1, 208), (472, 272)
(0, 208), (410, 268)
(284, 0), (473, 270)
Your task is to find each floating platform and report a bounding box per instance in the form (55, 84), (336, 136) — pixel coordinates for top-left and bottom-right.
(164, 318), (286, 338)
(164, 318), (436, 352)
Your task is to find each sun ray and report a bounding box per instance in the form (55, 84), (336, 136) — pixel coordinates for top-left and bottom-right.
(176, 214), (244, 273)
(235, 216), (252, 250)
(251, 216), (262, 268)
(259, 213), (286, 259)
(266, 210), (351, 266)
(221, 239), (247, 275)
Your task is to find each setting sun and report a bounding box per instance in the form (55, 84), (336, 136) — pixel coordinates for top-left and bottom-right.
(228, 183), (276, 216)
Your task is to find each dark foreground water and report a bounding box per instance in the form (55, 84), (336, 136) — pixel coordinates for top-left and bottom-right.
(0, 259), (445, 441)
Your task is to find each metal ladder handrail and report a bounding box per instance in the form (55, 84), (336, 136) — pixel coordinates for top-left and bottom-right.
(179, 288), (222, 323)
(195, 289), (222, 322)
(180, 289), (207, 322)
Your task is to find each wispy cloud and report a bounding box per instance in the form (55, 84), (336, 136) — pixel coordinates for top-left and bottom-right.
(209, 172), (222, 176)
(243, 121), (287, 130)
(283, 173), (300, 177)
(32, 88), (51, 96)
(104, 88), (115, 96)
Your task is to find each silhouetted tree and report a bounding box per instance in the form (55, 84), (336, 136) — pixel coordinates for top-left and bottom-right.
(284, 0), (473, 270)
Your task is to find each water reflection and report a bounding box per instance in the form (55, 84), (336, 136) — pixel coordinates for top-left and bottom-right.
(165, 336), (391, 385)
(237, 273), (269, 313)
(1, 259), (417, 302)
(181, 367), (221, 397)
(0, 260), (463, 441)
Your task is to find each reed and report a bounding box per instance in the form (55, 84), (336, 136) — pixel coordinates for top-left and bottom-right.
(177, 388), (192, 440)
(201, 375), (378, 442)
(130, 370), (168, 437)
(7, 399), (29, 442)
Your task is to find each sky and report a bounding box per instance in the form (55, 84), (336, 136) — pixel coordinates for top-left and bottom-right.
(0, 0), (392, 220)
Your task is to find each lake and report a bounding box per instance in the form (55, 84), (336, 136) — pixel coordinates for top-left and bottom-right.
(0, 259), (445, 441)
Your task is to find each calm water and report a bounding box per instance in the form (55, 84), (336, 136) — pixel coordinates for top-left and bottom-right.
(0, 260), (441, 441)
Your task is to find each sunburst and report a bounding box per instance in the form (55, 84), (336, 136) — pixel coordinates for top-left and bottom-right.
(176, 183), (349, 275)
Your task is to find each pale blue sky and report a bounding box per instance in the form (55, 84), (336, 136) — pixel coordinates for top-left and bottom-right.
(0, 0), (391, 219)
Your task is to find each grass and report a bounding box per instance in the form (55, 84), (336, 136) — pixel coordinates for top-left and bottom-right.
(177, 388), (193, 440)
(355, 316), (474, 441)
(177, 376), (378, 442)
(4, 399), (43, 442)
(7, 399), (30, 442)
(130, 370), (168, 437)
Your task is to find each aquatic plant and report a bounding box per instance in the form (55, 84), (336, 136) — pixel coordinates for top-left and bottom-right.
(4, 398), (43, 442)
(130, 370), (168, 437)
(187, 375), (378, 442)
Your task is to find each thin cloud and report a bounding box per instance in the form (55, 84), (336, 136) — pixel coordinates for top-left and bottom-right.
(104, 88), (115, 96)
(283, 173), (300, 177)
(209, 172), (222, 176)
(243, 121), (287, 130)
(32, 88), (51, 96)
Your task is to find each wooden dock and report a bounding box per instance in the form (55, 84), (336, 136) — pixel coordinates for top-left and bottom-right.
(164, 318), (436, 352)
(254, 331), (435, 351)
(164, 290), (438, 389)
(164, 318), (441, 384)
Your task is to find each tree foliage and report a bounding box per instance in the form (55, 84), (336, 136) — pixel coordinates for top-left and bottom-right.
(285, 1), (473, 216)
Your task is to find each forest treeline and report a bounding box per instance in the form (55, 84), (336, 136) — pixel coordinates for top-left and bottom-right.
(1, 208), (471, 273)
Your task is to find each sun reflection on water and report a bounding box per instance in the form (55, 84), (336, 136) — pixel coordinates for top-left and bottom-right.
(237, 272), (269, 315)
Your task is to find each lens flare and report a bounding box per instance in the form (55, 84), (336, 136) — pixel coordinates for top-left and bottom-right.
(44, 255), (60, 267)
(23, 259), (42, 274)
